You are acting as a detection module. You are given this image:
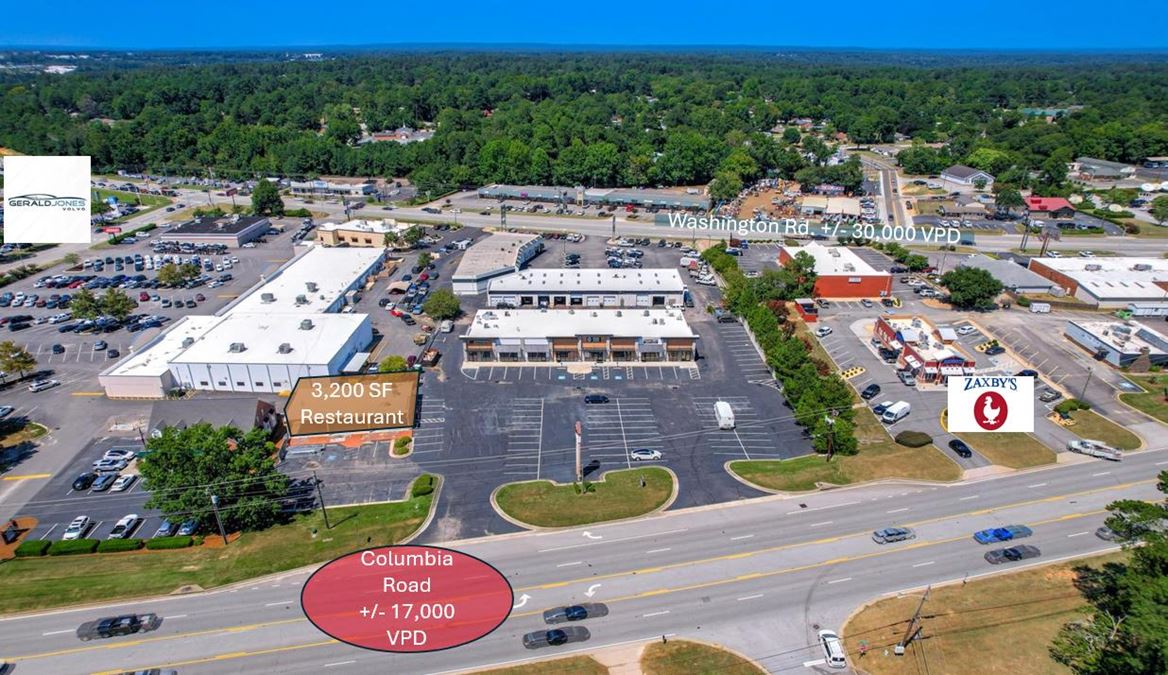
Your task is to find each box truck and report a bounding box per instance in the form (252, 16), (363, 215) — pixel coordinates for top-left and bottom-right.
(881, 401), (911, 424)
(714, 400), (736, 430)
(1029, 302), (1051, 314)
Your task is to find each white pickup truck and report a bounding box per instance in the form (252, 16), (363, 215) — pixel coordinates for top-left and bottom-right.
(1067, 439), (1123, 462)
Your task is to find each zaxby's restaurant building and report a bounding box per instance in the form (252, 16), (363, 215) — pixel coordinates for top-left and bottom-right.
(873, 315), (975, 384)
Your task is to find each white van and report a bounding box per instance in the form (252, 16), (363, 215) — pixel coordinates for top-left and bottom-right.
(439, 320), (454, 333)
(1029, 302), (1051, 313)
(715, 400), (736, 430)
(818, 629), (847, 669)
(881, 401), (911, 424)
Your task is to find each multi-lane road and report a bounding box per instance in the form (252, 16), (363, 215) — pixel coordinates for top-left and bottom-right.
(2, 447), (1164, 674)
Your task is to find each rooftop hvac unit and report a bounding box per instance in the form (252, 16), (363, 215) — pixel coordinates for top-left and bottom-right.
(829, 249), (841, 257)
(1133, 264), (1153, 272)
(306, 282), (318, 292)
(277, 343), (293, 354)
(1085, 264), (1102, 271)
(843, 263), (855, 272)
(260, 293), (276, 303)
(616, 311), (622, 316)
(181, 337), (195, 348)
(295, 295), (308, 305)
(591, 312), (597, 317)
(299, 319), (314, 330)
(228, 342), (246, 353)
(644, 310), (650, 316)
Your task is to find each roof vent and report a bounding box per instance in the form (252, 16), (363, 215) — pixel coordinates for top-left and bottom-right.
(228, 342), (246, 353)
(591, 311), (597, 317)
(295, 294), (308, 305)
(616, 310), (622, 316)
(181, 337), (195, 348)
(306, 282), (318, 292)
(299, 319), (314, 330)
(277, 343), (293, 354)
(644, 310), (650, 316)
(261, 293), (276, 303)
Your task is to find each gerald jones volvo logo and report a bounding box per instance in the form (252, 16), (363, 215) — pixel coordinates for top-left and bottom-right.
(7, 193), (88, 211)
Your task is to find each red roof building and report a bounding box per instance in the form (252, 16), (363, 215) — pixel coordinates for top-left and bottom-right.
(1025, 196), (1076, 219)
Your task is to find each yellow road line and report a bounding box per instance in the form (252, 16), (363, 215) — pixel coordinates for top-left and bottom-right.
(90, 640), (339, 675)
(1, 473), (51, 481)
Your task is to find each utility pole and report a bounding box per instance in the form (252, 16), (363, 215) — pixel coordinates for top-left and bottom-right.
(574, 420), (583, 487)
(1079, 366), (1093, 402)
(895, 585), (931, 656)
(824, 414), (836, 462)
(313, 471), (331, 529)
(209, 494), (228, 546)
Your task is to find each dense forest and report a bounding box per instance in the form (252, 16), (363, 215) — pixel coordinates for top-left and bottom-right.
(2, 53), (1167, 196)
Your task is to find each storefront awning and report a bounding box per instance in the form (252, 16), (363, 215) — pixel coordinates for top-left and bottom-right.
(905, 355), (922, 368)
(940, 366), (964, 376)
(923, 366), (938, 374)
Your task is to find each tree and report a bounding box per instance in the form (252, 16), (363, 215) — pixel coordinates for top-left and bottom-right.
(402, 226), (425, 247)
(995, 187), (1025, 218)
(940, 267), (1004, 309)
(383, 231), (402, 249)
(972, 177), (988, 192)
(754, 251), (818, 301)
(100, 289), (136, 320)
(781, 127), (802, 144)
(251, 180), (285, 217)
(423, 288), (461, 320)
(1151, 195), (1168, 226)
(157, 262), (199, 287)
(416, 252), (433, 268)
(0, 341), (37, 380)
(140, 424), (287, 533)
(378, 355), (409, 373)
(63, 252), (81, 268)
(903, 254), (930, 272)
(69, 288), (101, 320)
(1049, 470), (1168, 674)
(708, 170), (744, 203)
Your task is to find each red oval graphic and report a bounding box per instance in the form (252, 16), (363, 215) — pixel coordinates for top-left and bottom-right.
(300, 545), (513, 652)
(974, 391), (1008, 431)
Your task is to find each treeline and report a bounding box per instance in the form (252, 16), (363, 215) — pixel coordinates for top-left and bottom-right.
(702, 245), (857, 455)
(2, 54), (1166, 196)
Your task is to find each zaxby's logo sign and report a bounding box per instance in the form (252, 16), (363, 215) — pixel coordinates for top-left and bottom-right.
(2, 156), (91, 244)
(948, 376), (1034, 433)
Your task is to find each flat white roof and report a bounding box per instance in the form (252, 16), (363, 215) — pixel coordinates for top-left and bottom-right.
(453, 232), (542, 281)
(489, 268), (686, 294)
(464, 309), (697, 340)
(782, 242), (888, 277)
(318, 218), (407, 235)
(882, 316), (968, 363)
(1033, 257), (1168, 300)
(105, 315), (225, 377)
(171, 313), (369, 366)
(1071, 320), (1168, 356)
(230, 246), (384, 314)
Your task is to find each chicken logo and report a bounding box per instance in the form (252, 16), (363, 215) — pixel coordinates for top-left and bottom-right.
(974, 391), (1008, 431)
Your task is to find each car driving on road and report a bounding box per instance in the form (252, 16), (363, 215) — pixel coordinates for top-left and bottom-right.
(973, 524), (1033, 544)
(984, 544), (1041, 565)
(523, 628), (568, 649)
(872, 527), (916, 544)
(542, 605), (589, 624)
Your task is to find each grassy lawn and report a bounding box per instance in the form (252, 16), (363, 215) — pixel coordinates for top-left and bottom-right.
(94, 188), (172, 223)
(642, 640), (764, 675)
(730, 408), (960, 492)
(495, 468), (673, 528)
(475, 656), (608, 675)
(1067, 409), (1142, 450)
(955, 432), (1056, 468)
(0, 485), (434, 612)
(1118, 374), (1168, 425)
(843, 551), (1126, 675)
(0, 421), (49, 471)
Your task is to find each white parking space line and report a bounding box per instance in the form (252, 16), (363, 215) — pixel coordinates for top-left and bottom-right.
(912, 561), (935, 568)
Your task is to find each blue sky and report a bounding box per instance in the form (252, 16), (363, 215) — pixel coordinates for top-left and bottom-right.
(3, 1), (1166, 50)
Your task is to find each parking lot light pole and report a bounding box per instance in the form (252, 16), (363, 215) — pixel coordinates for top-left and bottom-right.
(1080, 366), (1093, 402)
(209, 494), (228, 546)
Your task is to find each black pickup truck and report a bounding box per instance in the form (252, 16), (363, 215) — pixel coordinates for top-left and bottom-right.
(76, 613), (159, 641)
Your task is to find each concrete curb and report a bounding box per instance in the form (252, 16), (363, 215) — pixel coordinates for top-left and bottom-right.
(488, 466), (680, 532)
(721, 457), (963, 497)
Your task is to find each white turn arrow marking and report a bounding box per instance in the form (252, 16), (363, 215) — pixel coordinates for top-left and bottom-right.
(585, 584), (602, 598)
(512, 593), (531, 609)
(582, 531), (602, 540)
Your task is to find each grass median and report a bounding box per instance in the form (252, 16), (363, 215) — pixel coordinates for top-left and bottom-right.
(0, 480), (435, 613)
(843, 551), (1126, 675)
(1118, 374), (1168, 425)
(474, 656), (608, 674)
(1067, 409), (1141, 450)
(642, 639), (764, 675)
(494, 468), (673, 528)
(729, 408), (961, 492)
(943, 410), (1057, 469)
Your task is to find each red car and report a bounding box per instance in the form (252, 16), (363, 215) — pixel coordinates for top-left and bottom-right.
(138, 292), (150, 302)
(390, 308), (404, 317)
(418, 273), (430, 282)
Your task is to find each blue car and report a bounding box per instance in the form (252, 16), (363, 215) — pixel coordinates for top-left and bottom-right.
(973, 524), (1033, 544)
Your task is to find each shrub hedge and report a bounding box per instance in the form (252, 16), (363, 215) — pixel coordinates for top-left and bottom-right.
(96, 538), (144, 553)
(145, 536), (193, 550)
(411, 473), (436, 498)
(895, 430), (934, 448)
(48, 539), (100, 556)
(15, 540), (51, 557)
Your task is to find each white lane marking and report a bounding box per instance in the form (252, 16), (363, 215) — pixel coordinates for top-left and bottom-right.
(264, 601), (292, 607)
(912, 561), (935, 568)
(827, 577), (852, 585)
(808, 521), (833, 527)
(1027, 483), (1048, 488)
(1092, 471), (1112, 477)
(737, 594), (764, 601)
(556, 561), (583, 568)
(162, 614), (188, 619)
(887, 507), (909, 514)
(785, 500), (860, 515)
(959, 495), (980, 501)
(730, 534), (755, 541)
(537, 528), (689, 553)
(41, 629), (73, 636)
(1067, 532), (1090, 538)
(1156, 461), (1168, 466)
(646, 548), (671, 554)
(642, 610), (671, 618)
(803, 658), (827, 667)
(39, 524), (58, 540)
(324, 661), (357, 668)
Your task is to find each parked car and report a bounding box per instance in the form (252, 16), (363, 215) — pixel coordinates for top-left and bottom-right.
(630, 448), (662, 461)
(872, 400), (894, 416)
(872, 527), (916, 544)
(62, 515), (91, 541)
(177, 519), (199, 536)
(985, 345), (1006, 356)
(860, 384), (881, 400)
(90, 473), (118, 492)
(154, 519), (178, 538)
(28, 379), (60, 392)
(814, 326), (833, 338)
(92, 458), (129, 473)
(93, 340), (108, 351)
(1039, 388), (1062, 403)
(860, 299), (874, 308)
(956, 325), (976, 336)
(948, 439), (973, 458)
(1016, 369), (1038, 378)
(107, 514), (141, 539)
(110, 475), (137, 492)
(897, 371), (917, 386)
(815, 298), (829, 309)
(71, 473), (97, 491)
(974, 525), (1033, 544)
(584, 394), (610, 404)
(985, 545), (1041, 565)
